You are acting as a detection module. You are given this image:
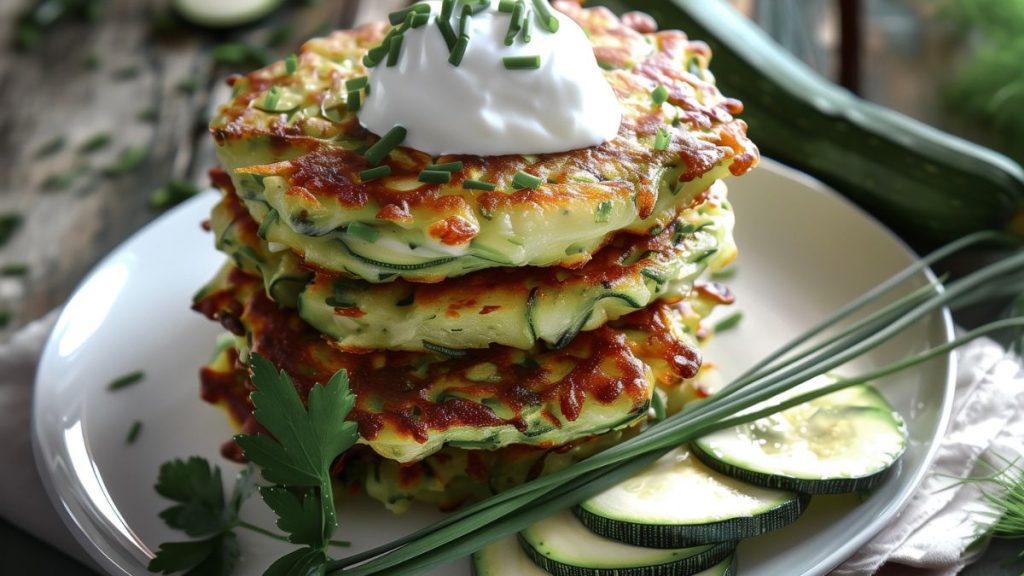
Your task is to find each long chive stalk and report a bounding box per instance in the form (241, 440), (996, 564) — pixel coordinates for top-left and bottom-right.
(324, 240), (1024, 575)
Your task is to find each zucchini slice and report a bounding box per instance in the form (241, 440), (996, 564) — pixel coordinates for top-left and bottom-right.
(473, 535), (737, 576)
(692, 376), (907, 494)
(576, 446), (809, 547)
(518, 510), (734, 576)
(173, 0), (281, 28)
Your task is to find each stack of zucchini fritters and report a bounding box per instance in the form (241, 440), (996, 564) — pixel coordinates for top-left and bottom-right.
(194, 3), (758, 512)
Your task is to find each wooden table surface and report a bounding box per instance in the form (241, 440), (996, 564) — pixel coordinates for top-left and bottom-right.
(1, 0), (1018, 574)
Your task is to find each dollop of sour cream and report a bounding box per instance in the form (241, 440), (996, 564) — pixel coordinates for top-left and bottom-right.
(359, 1), (622, 156)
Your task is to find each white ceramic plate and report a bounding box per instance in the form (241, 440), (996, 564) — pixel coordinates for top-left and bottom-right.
(33, 159), (954, 576)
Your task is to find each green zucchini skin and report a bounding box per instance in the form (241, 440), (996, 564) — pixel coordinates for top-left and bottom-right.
(595, 0), (1024, 252)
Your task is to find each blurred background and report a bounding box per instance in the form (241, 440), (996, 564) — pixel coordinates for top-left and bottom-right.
(2, 0), (1023, 573)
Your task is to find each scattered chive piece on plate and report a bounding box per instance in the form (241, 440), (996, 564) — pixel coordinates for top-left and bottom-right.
(346, 76), (368, 91)
(263, 86), (281, 110)
(504, 2), (524, 45)
(35, 136), (65, 158)
(713, 311), (743, 333)
(411, 11), (430, 28)
(531, 0), (559, 32)
(126, 420), (143, 445)
(437, 17), (457, 50)
(0, 214), (23, 248)
(347, 89), (361, 112)
(594, 200), (613, 223)
(419, 170), (452, 184)
(347, 221), (380, 243)
(102, 146), (149, 176)
(0, 264), (29, 277)
(440, 0), (455, 20)
(463, 179), (497, 191)
(0, 311), (8, 329)
(364, 126), (407, 166)
(652, 85), (669, 105)
(654, 127), (671, 150)
(386, 34), (404, 67)
(503, 55), (540, 70)
(389, 3), (430, 26)
(449, 34), (470, 66)
(520, 10), (532, 43)
(359, 165), (391, 182)
(512, 170), (542, 189)
(79, 132), (112, 154)
(426, 161), (463, 172)
(465, 0), (489, 14)
(284, 53), (297, 74)
(108, 370), (145, 392)
(459, 4), (472, 35)
(498, 0), (517, 12)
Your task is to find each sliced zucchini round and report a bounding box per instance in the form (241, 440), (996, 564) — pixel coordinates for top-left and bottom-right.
(692, 376), (907, 494)
(576, 446), (809, 547)
(518, 510), (734, 576)
(173, 0), (282, 28)
(473, 535), (737, 576)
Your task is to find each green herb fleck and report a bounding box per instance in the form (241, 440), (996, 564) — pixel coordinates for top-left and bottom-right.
(419, 170), (452, 184)
(651, 85), (669, 105)
(359, 165), (391, 182)
(0, 214), (23, 247)
(35, 137), (65, 158)
(503, 55), (540, 70)
(463, 179), (496, 191)
(386, 34), (404, 67)
(176, 77), (200, 95)
(347, 221), (380, 243)
(285, 54), (298, 75)
(654, 127), (670, 151)
(108, 370), (145, 392)
(347, 89), (361, 112)
(713, 311), (743, 334)
(0, 311), (9, 329)
(211, 42), (269, 69)
(449, 34), (469, 66)
(112, 65), (140, 81)
(126, 421), (143, 444)
(102, 146), (149, 176)
(437, 16), (457, 50)
(512, 170), (542, 190)
(0, 264), (29, 277)
(425, 161), (463, 172)
(504, 1), (525, 46)
(42, 165), (89, 192)
(423, 341), (467, 358)
(137, 107), (158, 123)
(389, 3), (431, 26)
(440, 0), (455, 20)
(595, 200), (613, 223)
(79, 133), (112, 154)
(83, 53), (101, 70)
(411, 11), (430, 28)
(363, 126), (407, 166)
(499, 0), (517, 11)
(651, 390), (666, 421)
(710, 266), (737, 281)
(346, 76), (368, 91)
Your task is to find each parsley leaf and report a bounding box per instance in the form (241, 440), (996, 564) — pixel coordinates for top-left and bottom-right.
(235, 354), (358, 541)
(264, 547), (327, 576)
(260, 487), (324, 547)
(149, 533), (240, 576)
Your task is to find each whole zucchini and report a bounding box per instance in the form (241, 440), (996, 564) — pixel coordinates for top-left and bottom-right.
(594, 0), (1024, 253)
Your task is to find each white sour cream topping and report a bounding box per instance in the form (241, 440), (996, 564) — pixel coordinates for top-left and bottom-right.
(359, 1), (622, 156)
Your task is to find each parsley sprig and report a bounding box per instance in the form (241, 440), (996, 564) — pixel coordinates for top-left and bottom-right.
(150, 354), (359, 575)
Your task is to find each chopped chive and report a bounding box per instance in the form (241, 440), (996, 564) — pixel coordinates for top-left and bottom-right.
(654, 127), (671, 150)
(0, 310), (9, 329)
(651, 85), (669, 105)
(595, 200), (613, 223)
(0, 264), (29, 277)
(108, 370), (145, 391)
(499, 0), (517, 12)
(263, 86), (280, 111)
(0, 214), (22, 248)
(651, 390), (666, 421)
(42, 165), (89, 192)
(449, 34), (469, 66)
(711, 266), (737, 280)
(35, 136), (65, 158)
(463, 179), (497, 191)
(359, 165), (391, 182)
(512, 170), (542, 190)
(347, 221), (380, 243)
(419, 170), (452, 184)
(363, 52), (381, 68)
(386, 34), (404, 67)
(440, 0), (455, 20)
(176, 77), (200, 94)
(285, 53), (298, 74)
(112, 65), (140, 80)
(503, 55), (540, 70)
(364, 125), (407, 166)
(389, 3), (431, 26)
(125, 420), (143, 444)
(713, 311), (743, 333)
(504, 2), (524, 45)
(520, 10), (532, 43)
(459, 4), (472, 35)
(79, 132), (112, 154)
(149, 179), (199, 211)
(531, 0), (559, 32)
(463, 0), (489, 15)
(346, 76), (368, 91)
(137, 107), (158, 123)
(347, 90), (361, 112)
(437, 17), (457, 50)
(411, 11), (430, 28)
(426, 161), (463, 172)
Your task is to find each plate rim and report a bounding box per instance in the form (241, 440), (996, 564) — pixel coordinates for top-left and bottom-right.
(31, 158), (957, 576)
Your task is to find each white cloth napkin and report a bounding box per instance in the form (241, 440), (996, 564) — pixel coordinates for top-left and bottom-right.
(2, 313), (1022, 575)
